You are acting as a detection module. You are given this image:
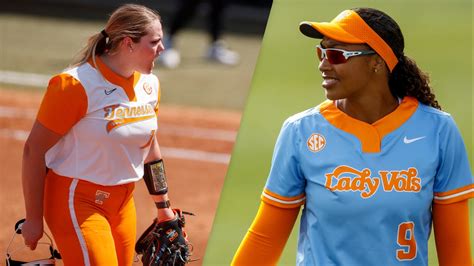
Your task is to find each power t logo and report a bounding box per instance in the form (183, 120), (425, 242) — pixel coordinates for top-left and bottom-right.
(325, 165), (421, 198)
(95, 190), (110, 205)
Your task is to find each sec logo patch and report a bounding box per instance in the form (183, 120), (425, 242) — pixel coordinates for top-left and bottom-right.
(307, 133), (326, 152)
(143, 82), (152, 95)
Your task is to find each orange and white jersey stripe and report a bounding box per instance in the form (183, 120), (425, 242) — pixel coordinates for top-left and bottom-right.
(37, 57), (160, 185)
(433, 184), (474, 204)
(261, 188), (305, 208)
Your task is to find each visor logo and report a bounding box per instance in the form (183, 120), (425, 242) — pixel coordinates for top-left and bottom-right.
(307, 133), (326, 152)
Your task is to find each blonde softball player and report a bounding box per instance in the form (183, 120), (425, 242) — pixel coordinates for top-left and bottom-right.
(232, 7), (473, 266)
(20, 4), (188, 265)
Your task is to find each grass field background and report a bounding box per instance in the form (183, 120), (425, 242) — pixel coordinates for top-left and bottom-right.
(204, 0), (473, 265)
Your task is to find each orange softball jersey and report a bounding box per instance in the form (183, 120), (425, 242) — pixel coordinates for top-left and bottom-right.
(37, 56), (160, 185)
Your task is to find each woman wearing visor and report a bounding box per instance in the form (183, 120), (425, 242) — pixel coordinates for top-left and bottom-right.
(232, 7), (473, 265)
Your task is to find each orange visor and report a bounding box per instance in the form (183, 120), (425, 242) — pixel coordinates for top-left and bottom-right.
(299, 10), (398, 72)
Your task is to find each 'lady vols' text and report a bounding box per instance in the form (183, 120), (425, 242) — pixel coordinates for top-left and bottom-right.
(325, 165), (421, 199)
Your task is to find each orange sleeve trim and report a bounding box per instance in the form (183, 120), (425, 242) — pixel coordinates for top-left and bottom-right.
(37, 74), (88, 135)
(261, 188), (305, 209)
(434, 184), (474, 204)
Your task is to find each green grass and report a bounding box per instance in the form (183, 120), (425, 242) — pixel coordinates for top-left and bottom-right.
(0, 13), (261, 110)
(204, 0), (473, 265)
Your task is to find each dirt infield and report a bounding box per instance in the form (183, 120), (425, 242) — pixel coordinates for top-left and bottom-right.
(0, 88), (241, 265)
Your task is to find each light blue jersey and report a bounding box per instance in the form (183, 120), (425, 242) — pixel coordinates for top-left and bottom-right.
(262, 97), (473, 265)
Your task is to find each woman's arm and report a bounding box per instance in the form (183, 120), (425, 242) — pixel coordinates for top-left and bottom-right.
(144, 136), (174, 221)
(21, 120), (62, 250)
(433, 200), (472, 265)
(232, 201), (300, 266)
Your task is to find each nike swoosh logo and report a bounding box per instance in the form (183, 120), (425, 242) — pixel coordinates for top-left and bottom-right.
(403, 136), (426, 144)
(104, 88), (117, 95)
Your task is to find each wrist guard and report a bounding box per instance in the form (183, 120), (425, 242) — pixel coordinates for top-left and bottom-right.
(155, 200), (171, 209)
(143, 159), (168, 195)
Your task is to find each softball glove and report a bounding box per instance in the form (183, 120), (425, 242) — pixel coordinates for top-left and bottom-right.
(135, 209), (194, 266)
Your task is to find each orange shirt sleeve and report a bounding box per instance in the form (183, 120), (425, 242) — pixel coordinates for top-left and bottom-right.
(232, 201), (300, 266)
(433, 200), (473, 266)
(37, 73), (88, 135)
(434, 184), (474, 205)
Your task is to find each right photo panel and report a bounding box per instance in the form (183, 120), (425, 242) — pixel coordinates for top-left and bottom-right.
(204, 0), (473, 265)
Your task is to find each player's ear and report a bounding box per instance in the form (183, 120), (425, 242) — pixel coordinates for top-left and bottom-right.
(121, 36), (134, 52)
(374, 55), (385, 68)
(370, 54), (386, 73)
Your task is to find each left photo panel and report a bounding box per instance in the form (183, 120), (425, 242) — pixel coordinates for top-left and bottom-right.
(0, 1), (270, 265)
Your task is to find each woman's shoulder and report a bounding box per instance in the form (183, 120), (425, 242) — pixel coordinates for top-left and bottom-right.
(417, 102), (451, 117)
(47, 71), (81, 89)
(140, 72), (159, 81)
(45, 63), (99, 97)
(138, 72), (160, 88)
(413, 102), (462, 136)
(415, 102), (455, 127)
(49, 62), (96, 84)
(284, 100), (329, 125)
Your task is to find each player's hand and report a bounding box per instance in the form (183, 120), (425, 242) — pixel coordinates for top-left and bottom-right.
(21, 219), (44, 250)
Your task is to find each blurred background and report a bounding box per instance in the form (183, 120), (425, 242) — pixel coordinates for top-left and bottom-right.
(1, 0), (272, 109)
(204, 0), (473, 265)
(0, 0), (270, 264)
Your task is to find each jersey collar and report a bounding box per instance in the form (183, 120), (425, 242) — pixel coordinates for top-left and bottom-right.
(318, 97), (419, 153)
(88, 56), (140, 101)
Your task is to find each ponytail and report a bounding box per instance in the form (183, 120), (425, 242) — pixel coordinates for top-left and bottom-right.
(353, 7), (442, 110)
(69, 31), (109, 68)
(389, 56), (441, 109)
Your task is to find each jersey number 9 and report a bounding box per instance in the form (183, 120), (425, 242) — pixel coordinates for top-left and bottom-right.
(396, 221), (417, 260)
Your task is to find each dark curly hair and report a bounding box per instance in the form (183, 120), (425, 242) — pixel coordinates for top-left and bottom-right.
(352, 7), (441, 109)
